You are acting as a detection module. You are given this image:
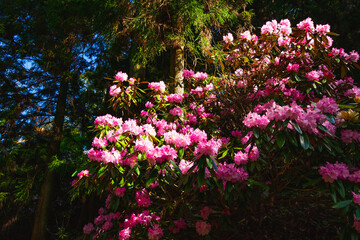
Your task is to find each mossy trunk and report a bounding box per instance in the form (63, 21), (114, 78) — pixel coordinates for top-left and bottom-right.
(31, 77), (68, 240)
(170, 44), (184, 94)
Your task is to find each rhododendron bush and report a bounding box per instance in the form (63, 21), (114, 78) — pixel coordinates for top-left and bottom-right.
(72, 18), (360, 239)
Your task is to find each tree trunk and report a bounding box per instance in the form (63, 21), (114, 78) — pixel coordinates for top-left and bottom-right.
(31, 77), (68, 240)
(170, 44), (184, 94)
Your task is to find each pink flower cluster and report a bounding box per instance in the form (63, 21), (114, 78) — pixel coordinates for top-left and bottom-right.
(261, 19), (292, 36)
(109, 85), (121, 97)
(200, 206), (213, 220)
(318, 162), (350, 183)
(149, 81), (166, 93)
(195, 221), (211, 236)
(135, 189), (151, 207)
(167, 93), (184, 103)
(164, 130), (191, 148)
(217, 162), (249, 183)
(114, 187), (126, 198)
(115, 71), (128, 82)
(148, 223), (163, 240)
(243, 112), (270, 129)
(169, 107), (183, 116)
(182, 69), (208, 80)
(341, 129), (360, 143)
(223, 32), (234, 44)
(194, 138), (221, 157)
(169, 218), (186, 234)
(94, 114), (123, 128)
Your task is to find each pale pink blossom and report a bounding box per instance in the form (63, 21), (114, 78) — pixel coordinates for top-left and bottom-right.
(115, 71), (128, 82)
(148, 81), (166, 93)
(223, 32), (234, 44)
(297, 18), (314, 31)
(92, 137), (108, 148)
(109, 85), (121, 97)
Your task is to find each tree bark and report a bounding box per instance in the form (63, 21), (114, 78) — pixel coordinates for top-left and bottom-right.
(170, 44), (185, 94)
(31, 76), (68, 240)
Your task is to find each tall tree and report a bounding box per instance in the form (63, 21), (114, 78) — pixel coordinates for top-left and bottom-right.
(0, 0), (113, 238)
(122, 0), (254, 92)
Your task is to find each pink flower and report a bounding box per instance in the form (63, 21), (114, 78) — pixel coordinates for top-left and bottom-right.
(149, 81), (166, 93)
(261, 20), (278, 35)
(297, 17), (314, 31)
(278, 36), (291, 46)
(92, 137), (108, 148)
(223, 33), (234, 44)
(217, 163), (249, 183)
(353, 192), (360, 205)
(193, 72), (208, 80)
(234, 151), (248, 165)
(316, 24), (330, 35)
(195, 221), (211, 236)
(354, 217), (360, 233)
(102, 221), (113, 231)
(148, 224), (163, 240)
(164, 130), (191, 148)
(83, 223), (94, 234)
(109, 85), (121, 97)
(347, 50), (360, 62)
(316, 97), (339, 114)
(235, 68), (243, 77)
(194, 139), (221, 157)
(134, 137), (154, 153)
(169, 107), (183, 116)
(77, 169), (90, 179)
(182, 69), (195, 79)
(145, 101), (153, 108)
(243, 112), (270, 129)
(305, 70), (323, 81)
(167, 93), (184, 103)
(136, 189), (151, 207)
(287, 63), (299, 72)
(118, 227), (131, 240)
(200, 206), (213, 220)
(114, 187), (126, 198)
(169, 219), (186, 234)
(240, 31), (252, 41)
(115, 71), (128, 82)
(128, 77), (136, 85)
(94, 215), (105, 225)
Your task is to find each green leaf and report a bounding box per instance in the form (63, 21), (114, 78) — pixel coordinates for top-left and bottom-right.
(276, 132), (286, 148)
(206, 157), (213, 169)
(197, 167), (205, 188)
(337, 180), (346, 199)
(332, 200), (352, 209)
(218, 149), (228, 159)
(170, 160), (181, 173)
(292, 122), (303, 134)
(299, 133), (310, 150)
(146, 168), (158, 187)
(212, 159), (218, 172)
(178, 148), (184, 160)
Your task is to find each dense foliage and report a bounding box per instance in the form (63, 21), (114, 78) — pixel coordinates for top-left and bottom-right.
(73, 18), (360, 239)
